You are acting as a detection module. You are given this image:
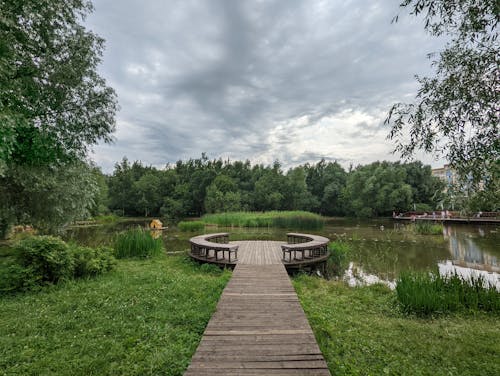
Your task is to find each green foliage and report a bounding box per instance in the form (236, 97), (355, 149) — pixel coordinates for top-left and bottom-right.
(14, 236), (74, 284)
(342, 161), (414, 217)
(396, 271), (500, 315)
(304, 159), (346, 215)
(0, 255), (230, 375)
(114, 228), (163, 258)
(0, 236), (117, 293)
(413, 221), (443, 235)
(0, 0), (117, 234)
(71, 246), (116, 278)
(105, 155), (457, 220)
(414, 203), (433, 212)
(326, 241), (350, 278)
(0, 162), (101, 233)
(0, 0), (117, 166)
(177, 221), (205, 232)
(202, 211), (325, 230)
(388, 0), (499, 187)
(0, 260), (38, 293)
(204, 175), (242, 213)
(294, 275), (500, 375)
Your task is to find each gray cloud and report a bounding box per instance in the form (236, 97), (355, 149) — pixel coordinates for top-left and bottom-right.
(87, 0), (446, 172)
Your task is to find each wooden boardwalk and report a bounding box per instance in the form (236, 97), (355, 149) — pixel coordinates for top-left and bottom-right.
(236, 240), (284, 265)
(185, 242), (330, 375)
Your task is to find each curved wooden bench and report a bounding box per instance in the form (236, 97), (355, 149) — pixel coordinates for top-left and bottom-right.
(282, 233), (329, 262)
(190, 233), (238, 263)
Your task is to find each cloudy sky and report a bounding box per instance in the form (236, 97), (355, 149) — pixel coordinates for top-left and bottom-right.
(85, 0), (446, 172)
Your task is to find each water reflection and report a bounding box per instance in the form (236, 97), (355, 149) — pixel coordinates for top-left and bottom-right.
(441, 225), (499, 290)
(438, 261), (499, 291)
(343, 262), (396, 290)
(443, 225), (499, 272)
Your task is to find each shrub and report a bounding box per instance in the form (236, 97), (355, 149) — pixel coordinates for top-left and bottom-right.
(71, 246), (116, 278)
(14, 236), (74, 284)
(396, 271), (500, 315)
(0, 236), (117, 294)
(114, 227), (163, 258)
(178, 221), (205, 232)
(0, 261), (38, 293)
(326, 241), (350, 278)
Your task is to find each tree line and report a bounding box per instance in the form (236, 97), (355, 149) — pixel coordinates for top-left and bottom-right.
(100, 155), (448, 220)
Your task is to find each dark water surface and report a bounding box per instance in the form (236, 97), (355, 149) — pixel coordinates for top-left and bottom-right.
(65, 218), (500, 288)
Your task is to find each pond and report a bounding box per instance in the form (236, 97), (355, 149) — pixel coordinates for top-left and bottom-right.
(64, 218), (500, 289)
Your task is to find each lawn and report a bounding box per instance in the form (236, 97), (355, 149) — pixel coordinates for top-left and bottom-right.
(0, 255), (230, 376)
(294, 274), (500, 376)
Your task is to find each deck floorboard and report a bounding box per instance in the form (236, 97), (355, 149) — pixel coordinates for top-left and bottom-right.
(185, 241), (330, 375)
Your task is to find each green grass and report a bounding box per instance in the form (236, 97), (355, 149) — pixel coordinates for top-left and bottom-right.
(114, 227), (163, 258)
(396, 271), (499, 315)
(0, 255), (231, 375)
(202, 211), (324, 230)
(293, 275), (500, 376)
(177, 221), (205, 232)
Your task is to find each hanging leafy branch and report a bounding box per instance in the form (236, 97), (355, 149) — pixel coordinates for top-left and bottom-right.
(386, 0), (499, 186)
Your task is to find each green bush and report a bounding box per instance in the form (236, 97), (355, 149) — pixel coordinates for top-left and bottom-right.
(0, 260), (38, 293)
(14, 236), (74, 284)
(326, 241), (350, 278)
(396, 271), (499, 315)
(71, 246), (116, 278)
(178, 220), (205, 232)
(0, 237), (117, 294)
(114, 228), (163, 258)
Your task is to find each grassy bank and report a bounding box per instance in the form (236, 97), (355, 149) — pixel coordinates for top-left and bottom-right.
(0, 255), (230, 376)
(202, 210), (324, 230)
(294, 275), (500, 375)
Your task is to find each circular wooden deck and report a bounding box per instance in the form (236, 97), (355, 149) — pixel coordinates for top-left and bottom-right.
(189, 240), (330, 269)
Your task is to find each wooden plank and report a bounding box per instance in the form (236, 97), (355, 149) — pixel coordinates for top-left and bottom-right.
(184, 244), (331, 375)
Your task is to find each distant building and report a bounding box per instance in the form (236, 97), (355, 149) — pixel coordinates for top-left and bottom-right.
(431, 164), (458, 186)
(432, 164), (485, 191)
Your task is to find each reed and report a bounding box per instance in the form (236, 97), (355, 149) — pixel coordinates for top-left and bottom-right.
(177, 221), (205, 232)
(326, 241), (350, 278)
(202, 211), (324, 230)
(114, 227), (163, 259)
(413, 221), (443, 235)
(396, 271), (499, 315)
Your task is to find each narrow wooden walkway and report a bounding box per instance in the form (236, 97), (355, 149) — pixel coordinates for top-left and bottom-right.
(185, 242), (330, 375)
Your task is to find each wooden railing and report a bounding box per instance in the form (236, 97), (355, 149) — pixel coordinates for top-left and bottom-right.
(281, 233), (329, 263)
(189, 233), (238, 263)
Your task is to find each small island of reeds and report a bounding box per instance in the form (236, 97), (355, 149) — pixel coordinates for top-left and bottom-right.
(202, 211), (325, 230)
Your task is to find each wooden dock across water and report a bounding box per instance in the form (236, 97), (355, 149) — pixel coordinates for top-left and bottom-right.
(185, 241), (331, 375)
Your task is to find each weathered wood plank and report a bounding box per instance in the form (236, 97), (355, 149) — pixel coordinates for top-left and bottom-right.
(184, 241), (330, 375)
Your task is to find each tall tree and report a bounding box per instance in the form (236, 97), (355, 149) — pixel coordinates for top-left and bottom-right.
(0, 0), (117, 234)
(386, 0), (499, 185)
(342, 162), (413, 217)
